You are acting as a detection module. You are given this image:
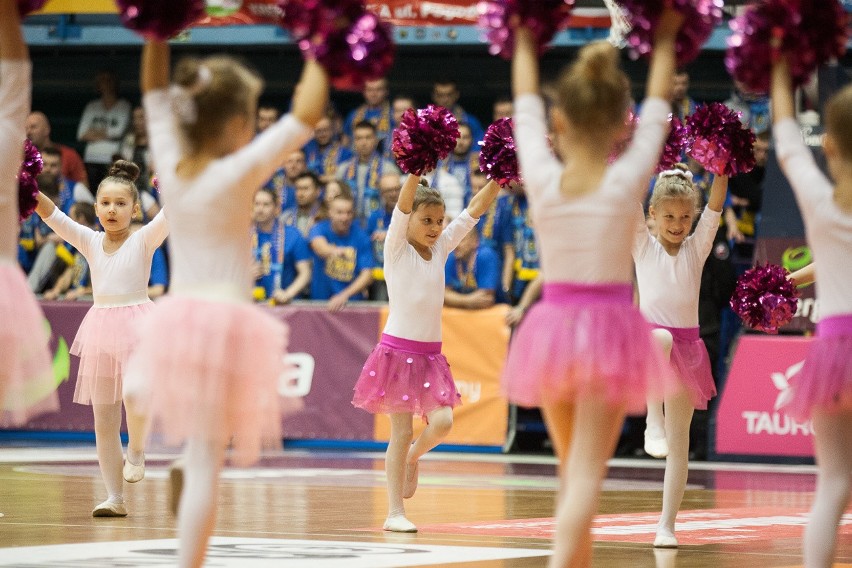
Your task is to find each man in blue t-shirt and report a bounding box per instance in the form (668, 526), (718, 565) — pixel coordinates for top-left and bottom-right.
(444, 229), (500, 309)
(308, 193), (373, 311)
(252, 188), (313, 304)
(365, 172), (401, 301)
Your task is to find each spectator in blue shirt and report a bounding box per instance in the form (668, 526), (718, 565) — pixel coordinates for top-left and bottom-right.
(444, 229), (500, 309)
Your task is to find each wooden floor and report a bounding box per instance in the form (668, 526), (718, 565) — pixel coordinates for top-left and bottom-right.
(0, 444), (850, 567)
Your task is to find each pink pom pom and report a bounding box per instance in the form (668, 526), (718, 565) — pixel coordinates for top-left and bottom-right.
(477, 0), (576, 60)
(479, 118), (521, 187)
(279, 0), (395, 91)
(655, 115), (689, 173)
(116, 0), (205, 40)
(686, 102), (755, 177)
(392, 106), (460, 176)
(621, 0), (724, 66)
(18, 140), (43, 222)
(726, 1), (848, 94)
(730, 263), (799, 334)
(17, 0), (48, 16)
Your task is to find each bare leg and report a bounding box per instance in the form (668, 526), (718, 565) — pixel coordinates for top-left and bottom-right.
(645, 329), (673, 459)
(384, 413), (416, 532)
(804, 409), (852, 568)
(548, 397), (626, 568)
(178, 436), (226, 568)
(541, 402), (575, 500)
(656, 389), (694, 547)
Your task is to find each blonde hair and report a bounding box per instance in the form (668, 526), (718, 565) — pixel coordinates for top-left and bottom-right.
(650, 163), (699, 209)
(98, 159), (140, 204)
(173, 56), (263, 151)
(825, 83), (852, 161)
(412, 178), (445, 212)
(556, 41), (631, 136)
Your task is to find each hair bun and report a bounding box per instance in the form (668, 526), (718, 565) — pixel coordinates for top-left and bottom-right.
(108, 160), (141, 183)
(577, 41), (620, 82)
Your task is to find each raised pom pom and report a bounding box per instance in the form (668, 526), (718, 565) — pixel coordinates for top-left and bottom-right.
(18, 140), (43, 222)
(17, 0), (48, 16)
(116, 0), (205, 40)
(730, 263), (799, 334)
(279, 0), (395, 91)
(656, 115), (689, 173)
(477, 0), (576, 60)
(686, 102), (756, 177)
(726, 1), (849, 94)
(479, 118), (521, 187)
(621, 0), (724, 66)
(392, 105), (460, 176)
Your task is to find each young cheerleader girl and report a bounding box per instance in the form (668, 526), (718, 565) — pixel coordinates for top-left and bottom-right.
(352, 174), (500, 533)
(505, 9), (683, 567)
(633, 165), (729, 547)
(33, 158), (167, 516)
(0, 0), (54, 424)
(771, 57), (852, 568)
(124, 40), (328, 567)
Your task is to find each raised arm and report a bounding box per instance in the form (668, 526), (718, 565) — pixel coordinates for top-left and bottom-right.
(35, 193), (94, 254)
(645, 8), (684, 101)
(142, 40), (170, 94)
(396, 173), (420, 215)
(34, 191), (57, 219)
(788, 263), (815, 287)
(512, 27), (539, 98)
(771, 58), (795, 124)
(706, 174), (729, 213)
(466, 180), (501, 219)
(0, 0), (27, 61)
(291, 60), (330, 128)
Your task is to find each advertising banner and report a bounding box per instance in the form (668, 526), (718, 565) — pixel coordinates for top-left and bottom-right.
(753, 237), (817, 334)
(715, 335), (815, 459)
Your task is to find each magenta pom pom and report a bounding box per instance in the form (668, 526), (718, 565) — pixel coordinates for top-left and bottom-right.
(18, 140), (43, 222)
(655, 115), (689, 173)
(116, 0), (205, 40)
(392, 106), (460, 176)
(279, 0), (395, 91)
(479, 118), (521, 187)
(686, 102), (755, 177)
(726, 1), (848, 94)
(17, 0), (48, 16)
(730, 263), (799, 334)
(477, 0), (576, 60)
(621, 0), (724, 66)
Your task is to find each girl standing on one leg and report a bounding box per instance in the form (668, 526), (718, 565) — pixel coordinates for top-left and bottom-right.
(633, 164), (729, 547)
(33, 159), (167, 516)
(352, 175), (500, 533)
(771, 56), (852, 568)
(505, 9), (683, 567)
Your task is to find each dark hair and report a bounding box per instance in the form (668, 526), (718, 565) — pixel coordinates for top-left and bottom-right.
(36, 172), (60, 199)
(70, 201), (97, 225)
(294, 171), (321, 188)
(97, 159), (141, 203)
(255, 186), (280, 205)
(40, 146), (62, 161)
(325, 178), (354, 201)
(353, 120), (377, 133)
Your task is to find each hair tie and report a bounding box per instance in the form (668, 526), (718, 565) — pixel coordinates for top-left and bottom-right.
(657, 168), (693, 181)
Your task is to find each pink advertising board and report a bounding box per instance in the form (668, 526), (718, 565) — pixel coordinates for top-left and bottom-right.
(715, 335), (815, 458)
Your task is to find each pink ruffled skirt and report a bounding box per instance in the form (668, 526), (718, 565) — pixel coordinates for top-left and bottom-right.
(502, 282), (674, 415)
(70, 301), (153, 405)
(654, 325), (716, 410)
(124, 296), (288, 467)
(352, 334), (461, 418)
(0, 263), (58, 424)
(784, 314), (852, 421)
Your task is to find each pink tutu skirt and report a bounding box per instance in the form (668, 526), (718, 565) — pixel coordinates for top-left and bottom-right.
(124, 296), (288, 467)
(352, 334), (461, 418)
(70, 301), (153, 405)
(784, 314), (852, 421)
(654, 325), (716, 410)
(0, 263), (58, 424)
(502, 282), (674, 415)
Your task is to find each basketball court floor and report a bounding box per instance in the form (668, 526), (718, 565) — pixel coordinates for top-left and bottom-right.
(0, 445), (850, 567)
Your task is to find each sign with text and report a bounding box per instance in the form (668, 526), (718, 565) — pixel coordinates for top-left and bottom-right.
(715, 335), (815, 458)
